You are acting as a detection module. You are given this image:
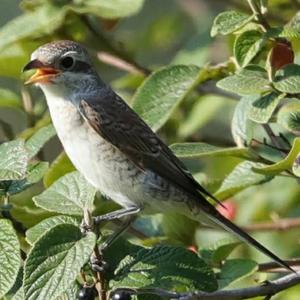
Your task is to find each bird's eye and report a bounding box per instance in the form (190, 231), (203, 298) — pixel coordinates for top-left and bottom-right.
(59, 56), (75, 70)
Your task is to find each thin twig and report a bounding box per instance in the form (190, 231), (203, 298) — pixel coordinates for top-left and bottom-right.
(97, 51), (149, 75)
(113, 271), (300, 299)
(242, 218), (300, 232)
(259, 259), (300, 273)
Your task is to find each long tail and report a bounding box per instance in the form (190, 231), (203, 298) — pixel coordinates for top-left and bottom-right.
(201, 202), (295, 273)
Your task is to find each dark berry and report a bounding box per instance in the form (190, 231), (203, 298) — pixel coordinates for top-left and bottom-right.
(111, 291), (131, 300)
(77, 286), (97, 300)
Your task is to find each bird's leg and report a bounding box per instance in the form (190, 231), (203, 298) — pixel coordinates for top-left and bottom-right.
(93, 206), (141, 223)
(100, 215), (137, 251)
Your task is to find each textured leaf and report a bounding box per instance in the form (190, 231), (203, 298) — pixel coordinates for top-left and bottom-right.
(71, 0), (144, 19)
(211, 10), (254, 37)
(248, 92), (285, 123)
(273, 64), (300, 94)
(218, 259), (258, 289)
(132, 65), (200, 131)
(0, 88), (21, 109)
(33, 171), (96, 216)
(111, 245), (217, 292)
(5, 161), (48, 195)
(0, 219), (21, 298)
(234, 30), (265, 67)
(25, 124), (56, 159)
(43, 151), (75, 188)
(0, 5), (67, 51)
(277, 101), (300, 133)
(292, 154), (300, 177)
(217, 67), (270, 96)
(231, 96), (256, 147)
(178, 95), (226, 138)
(11, 288), (24, 300)
(215, 161), (273, 200)
(253, 137), (300, 175)
(24, 224), (96, 300)
(0, 140), (28, 180)
(170, 142), (255, 160)
(26, 215), (80, 245)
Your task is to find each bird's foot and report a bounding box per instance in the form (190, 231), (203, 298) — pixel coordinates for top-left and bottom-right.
(90, 252), (108, 272)
(80, 219), (93, 234)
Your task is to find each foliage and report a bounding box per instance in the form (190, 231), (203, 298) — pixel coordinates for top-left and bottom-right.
(0, 0), (300, 299)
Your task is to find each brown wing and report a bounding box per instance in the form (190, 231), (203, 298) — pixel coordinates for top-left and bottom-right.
(78, 89), (222, 205)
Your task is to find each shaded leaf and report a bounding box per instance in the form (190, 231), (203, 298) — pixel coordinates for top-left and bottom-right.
(43, 151), (75, 188)
(217, 67), (270, 96)
(253, 137), (300, 175)
(277, 101), (300, 134)
(0, 140), (28, 181)
(25, 124), (56, 159)
(248, 92), (285, 124)
(170, 142), (256, 160)
(0, 219), (21, 298)
(0, 5), (67, 51)
(132, 65), (200, 131)
(178, 95), (226, 138)
(215, 161), (273, 200)
(5, 161), (48, 195)
(24, 224), (96, 300)
(0, 88), (21, 109)
(26, 215), (80, 245)
(71, 0), (144, 19)
(211, 10), (254, 37)
(234, 30), (266, 67)
(218, 259), (257, 289)
(111, 245), (217, 292)
(231, 96), (256, 147)
(33, 171), (96, 216)
(273, 64), (300, 94)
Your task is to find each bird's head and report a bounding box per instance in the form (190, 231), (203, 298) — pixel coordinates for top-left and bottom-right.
(23, 40), (98, 90)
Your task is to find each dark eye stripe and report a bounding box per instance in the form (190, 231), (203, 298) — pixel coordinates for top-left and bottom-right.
(72, 60), (91, 73)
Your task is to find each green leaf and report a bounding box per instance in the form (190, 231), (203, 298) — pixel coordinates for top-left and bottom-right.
(56, 281), (80, 300)
(170, 142), (255, 160)
(273, 64), (300, 94)
(253, 137), (300, 175)
(215, 161), (273, 200)
(200, 239), (241, 266)
(178, 95), (226, 138)
(25, 124), (56, 159)
(0, 140), (28, 180)
(5, 161), (49, 195)
(234, 30), (266, 67)
(24, 224), (96, 300)
(277, 101), (300, 133)
(26, 215), (80, 245)
(43, 151), (75, 188)
(218, 259), (258, 289)
(11, 288), (24, 300)
(211, 10), (254, 37)
(231, 96), (256, 147)
(217, 67), (270, 96)
(248, 92), (285, 124)
(132, 65), (200, 131)
(111, 245), (217, 292)
(71, 0), (144, 19)
(280, 12), (300, 38)
(0, 219), (21, 298)
(33, 171), (96, 216)
(0, 88), (21, 109)
(0, 5), (67, 51)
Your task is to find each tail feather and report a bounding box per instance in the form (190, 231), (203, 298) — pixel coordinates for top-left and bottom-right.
(202, 203), (295, 273)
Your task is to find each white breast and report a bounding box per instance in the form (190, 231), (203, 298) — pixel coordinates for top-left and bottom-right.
(40, 85), (140, 208)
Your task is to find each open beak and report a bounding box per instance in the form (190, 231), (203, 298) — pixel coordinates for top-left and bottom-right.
(23, 59), (60, 84)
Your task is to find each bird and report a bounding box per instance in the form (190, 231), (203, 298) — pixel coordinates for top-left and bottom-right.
(23, 40), (293, 272)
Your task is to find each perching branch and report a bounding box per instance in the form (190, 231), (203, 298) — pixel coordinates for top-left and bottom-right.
(113, 271), (300, 299)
